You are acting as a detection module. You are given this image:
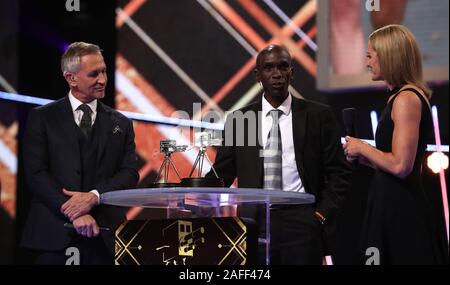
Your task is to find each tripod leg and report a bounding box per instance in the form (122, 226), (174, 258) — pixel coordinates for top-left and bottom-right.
(156, 158), (167, 182)
(199, 153), (205, 176)
(165, 159), (170, 182)
(189, 152), (201, 177)
(167, 156), (182, 180)
(204, 153), (219, 178)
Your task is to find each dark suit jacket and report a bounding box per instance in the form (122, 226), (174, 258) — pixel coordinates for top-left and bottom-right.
(208, 96), (351, 244)
(21, 96), (139, 251)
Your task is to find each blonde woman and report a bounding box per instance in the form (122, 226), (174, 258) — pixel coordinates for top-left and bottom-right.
(343, 25), (446, 264)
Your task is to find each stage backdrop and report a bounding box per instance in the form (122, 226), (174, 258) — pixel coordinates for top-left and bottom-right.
(0, 0), (18, 265)
(318, 0), (449, 90)
(115, 0), (317, 193)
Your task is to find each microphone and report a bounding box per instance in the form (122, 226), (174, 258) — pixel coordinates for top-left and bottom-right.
(342, 108), (357, 137)
(64, 222), (110, 231)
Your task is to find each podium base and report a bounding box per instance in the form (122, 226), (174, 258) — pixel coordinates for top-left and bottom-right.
(115, 217), (258, 265)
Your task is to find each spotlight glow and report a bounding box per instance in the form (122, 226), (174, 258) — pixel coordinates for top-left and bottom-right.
(427, 152), (449, 174)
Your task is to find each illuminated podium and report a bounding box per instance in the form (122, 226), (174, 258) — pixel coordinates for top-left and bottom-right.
(101, 188), (314, 265)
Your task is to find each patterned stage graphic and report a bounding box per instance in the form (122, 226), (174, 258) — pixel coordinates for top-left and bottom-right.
(115, 217), (257, 265)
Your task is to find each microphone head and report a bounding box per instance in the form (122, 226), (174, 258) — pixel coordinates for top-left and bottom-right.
(342, 108), (356, 125)
(342, 108), (357, 137)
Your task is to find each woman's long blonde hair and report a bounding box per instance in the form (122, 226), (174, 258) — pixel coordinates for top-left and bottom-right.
(369, 24), (432, 98)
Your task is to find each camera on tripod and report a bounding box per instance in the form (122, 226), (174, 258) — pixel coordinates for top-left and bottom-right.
(194, 132), (222, 149)
(148, 140), (188, 187)
(160, 140), (188, 155)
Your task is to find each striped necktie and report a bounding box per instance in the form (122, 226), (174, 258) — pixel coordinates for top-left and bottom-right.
(263, 109), (283, 190)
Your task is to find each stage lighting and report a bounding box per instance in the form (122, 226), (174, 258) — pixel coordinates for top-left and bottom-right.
(427, 152), (449, 174)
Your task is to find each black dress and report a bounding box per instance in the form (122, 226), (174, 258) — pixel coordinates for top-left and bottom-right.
(361, 87), (444, 265)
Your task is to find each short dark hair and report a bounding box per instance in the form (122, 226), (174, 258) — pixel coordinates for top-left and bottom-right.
(255, 45), (291, 68)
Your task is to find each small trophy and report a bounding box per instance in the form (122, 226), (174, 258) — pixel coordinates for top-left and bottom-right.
(149, 140), (187, 188)
(181, 132), (224, 187)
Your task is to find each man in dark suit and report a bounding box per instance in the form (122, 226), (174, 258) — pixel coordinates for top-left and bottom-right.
(21, 42), (139, 265)
(207, 45), (351, 264)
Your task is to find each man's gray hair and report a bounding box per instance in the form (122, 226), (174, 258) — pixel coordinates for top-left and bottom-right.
(61, 42), (102, 75)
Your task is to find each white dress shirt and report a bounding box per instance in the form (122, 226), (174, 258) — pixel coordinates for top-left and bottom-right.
(68, 91), (100, 201)
(68, 91), (97, 126)
(261, 94), (304, 192)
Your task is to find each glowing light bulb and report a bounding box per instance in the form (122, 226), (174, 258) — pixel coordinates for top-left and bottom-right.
(427, 152), (449, 174)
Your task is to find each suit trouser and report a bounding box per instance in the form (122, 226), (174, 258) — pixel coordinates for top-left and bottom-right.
(29, 235), (112, 265)
(241, 204), (323, 265)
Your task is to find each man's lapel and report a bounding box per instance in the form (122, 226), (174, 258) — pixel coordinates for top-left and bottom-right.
(249, 102), (263, 187)
(57, 97), (80, 168)
(292, 97), (307, 177)
(95, 102), (113, 164)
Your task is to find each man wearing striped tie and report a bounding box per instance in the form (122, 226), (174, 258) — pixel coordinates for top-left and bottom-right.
(208, 45), (351, 264)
